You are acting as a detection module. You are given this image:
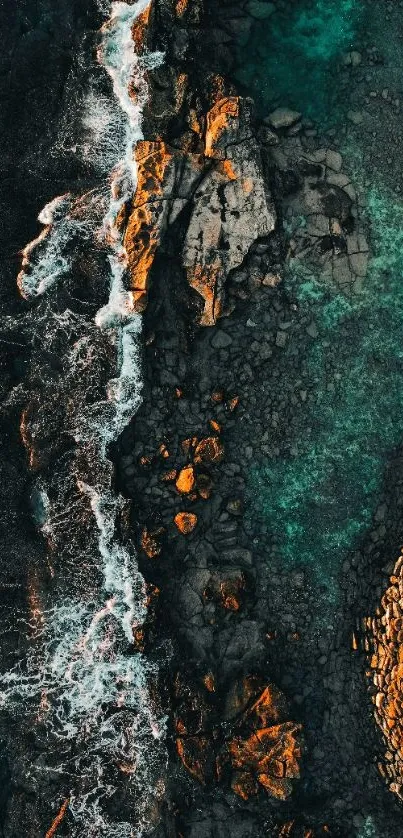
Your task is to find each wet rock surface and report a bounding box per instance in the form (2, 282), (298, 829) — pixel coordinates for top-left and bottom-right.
(2, 0), (403, 835)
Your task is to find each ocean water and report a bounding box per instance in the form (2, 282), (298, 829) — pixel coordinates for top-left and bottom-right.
(238, 0), (403, 601)
(0, 2), (166, 835)
(235, 0), (363, 122)
(250, 180), (403, 593)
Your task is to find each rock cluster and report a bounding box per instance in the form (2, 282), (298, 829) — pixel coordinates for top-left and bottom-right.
(367, 549), (403, 800)
(174, 674), (302, 800)
(269, 122), (369, 295)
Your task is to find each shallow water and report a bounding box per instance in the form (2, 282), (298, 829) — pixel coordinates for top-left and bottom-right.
(239, 1), (403, 599)
(235, 0), (363, 122)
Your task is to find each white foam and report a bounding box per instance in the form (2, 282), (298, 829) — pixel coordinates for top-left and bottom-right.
(3, 3), (167, 835)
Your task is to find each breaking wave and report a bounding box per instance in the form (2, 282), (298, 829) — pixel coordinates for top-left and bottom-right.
(1, 2), (166, 835)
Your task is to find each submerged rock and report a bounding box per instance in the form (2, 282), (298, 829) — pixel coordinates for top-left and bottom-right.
(266, 107), (302, 130)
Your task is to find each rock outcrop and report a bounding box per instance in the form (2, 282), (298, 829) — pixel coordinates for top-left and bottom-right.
(367, 549), (403, 800)
(124, 96), (276, 324)
(174, 674), (303, 800)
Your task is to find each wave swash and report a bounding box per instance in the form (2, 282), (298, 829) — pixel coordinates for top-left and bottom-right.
(1, 3), (166, 836)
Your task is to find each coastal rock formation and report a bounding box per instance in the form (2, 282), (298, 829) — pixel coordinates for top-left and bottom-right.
(183, 96), (276, 324)
(174, 674), (303, 800)
(124, 95), (276, 324)
(367, 549), (403, 800)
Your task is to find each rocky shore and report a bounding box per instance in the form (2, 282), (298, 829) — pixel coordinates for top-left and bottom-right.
(2, 0), (403, 836)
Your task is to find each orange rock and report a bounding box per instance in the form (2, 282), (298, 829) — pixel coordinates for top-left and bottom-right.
(205, 97), (240, 160)
(158, 443), (170, 459)
(161, 469), (177, 482)
(219, 577), (244, 611)
(45, 799), (70, 838)
(175, 0), (189, 18)
(220, 159), (238, 181)
(228, 721), (302, 801)
(124, 142), (174, 306)
(185, 262), (223, 326)
(209, 419), (221, 433)
(174, 512), (198, 534)
(139, 454), (152, 467)
(367, 545), (403, 798)
(194, 437), (224, 465)
(211, 390), (224, 403)
(227, 396), (240, 412)
(141, 527), (164, 558)
(174, 673), (302, 800)
(176, 465), (196, 494)
(131, 4), (151, 53)
(203, 673), (216, 692)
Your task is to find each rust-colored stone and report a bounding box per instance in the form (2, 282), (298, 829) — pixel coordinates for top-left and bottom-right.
(124, 141), (174, 308)
(211, 390), (224, 403)
(367, 546), (403, 799)
(209, 419), (221, 433)
(45, 799), (70, 838)
(228, 721), (301, 800)
(139, 454), (152, 467)
(174, 512), (198, 534)
(161, 469), (177, 482)
(176, 465), (196, 494)
(174, 673), (302, 800)
(141, 527), (164, 558)
(131, 3), (150, 53)
(203, 673), (216, 692)
(194, 436), (224, 465)
(205, 96), (240, 161)
(175, 0), (189, 17)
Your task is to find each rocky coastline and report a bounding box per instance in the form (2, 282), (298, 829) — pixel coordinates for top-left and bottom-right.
(1, 0), (403, 836)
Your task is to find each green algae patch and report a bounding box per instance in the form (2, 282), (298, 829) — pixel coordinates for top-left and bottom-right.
(249, 183), (403, 592)
(234, 0), (362, 122)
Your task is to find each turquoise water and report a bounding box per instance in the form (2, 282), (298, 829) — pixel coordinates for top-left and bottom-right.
(251, 182), (403, 590)
(238, 0), (403, 593)
(235, 0), (362, 121)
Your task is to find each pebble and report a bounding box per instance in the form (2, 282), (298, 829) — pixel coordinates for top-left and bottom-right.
(211, 330), (233, 349)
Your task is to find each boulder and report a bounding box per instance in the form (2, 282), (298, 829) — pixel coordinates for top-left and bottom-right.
(265, 108), (302, 130)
